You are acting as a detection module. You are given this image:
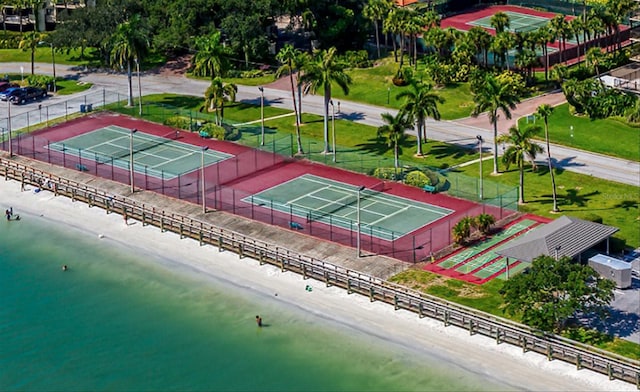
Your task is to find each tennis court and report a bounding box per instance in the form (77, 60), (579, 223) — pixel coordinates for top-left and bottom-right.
(469, 10), (551, 33)
(46, 125), (233, 179)
(244, 174), (453, 241)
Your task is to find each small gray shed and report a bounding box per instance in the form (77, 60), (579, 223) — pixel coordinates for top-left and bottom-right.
(588, 254), (632, 289)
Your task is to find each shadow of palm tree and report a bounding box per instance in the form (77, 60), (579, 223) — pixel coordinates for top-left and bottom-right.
(562, 189), (600, 208)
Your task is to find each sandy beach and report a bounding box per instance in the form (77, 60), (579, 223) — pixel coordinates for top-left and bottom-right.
(1, 176), (635, 392)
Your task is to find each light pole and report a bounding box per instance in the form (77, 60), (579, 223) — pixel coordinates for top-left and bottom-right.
(554, 245), (561, 260)
(135, 57), (142, 116)
(7, 99), (12, 157)
(570, 125), (574, 144)
(129, 129), (137, 193)
(329, 99), (336, 162)
(356, 185), (365, 258)
(259, 86), (265, 146)
(201, 146), (209, 213)
(477, 135), (483, 201)
(38, 41), (56, 92)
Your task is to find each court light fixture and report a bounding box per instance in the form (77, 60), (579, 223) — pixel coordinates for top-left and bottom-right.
(259, 86), (265, 146)
(129, 129), (138, 193)
(201, 146), (209, 214)
(356, 185), (365, 258)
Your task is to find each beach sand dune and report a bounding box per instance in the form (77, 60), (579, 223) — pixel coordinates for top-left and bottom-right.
(1, 179), (635, 392)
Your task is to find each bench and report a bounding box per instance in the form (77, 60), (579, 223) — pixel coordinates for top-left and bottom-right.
(75, 163), (88, 172)
(423, 184), (436, 193)
(289, 221), (303, 230)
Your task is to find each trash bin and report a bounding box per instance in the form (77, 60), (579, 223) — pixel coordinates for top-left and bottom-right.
(80, 104), (86, 113)
(87, 104), (93, 112)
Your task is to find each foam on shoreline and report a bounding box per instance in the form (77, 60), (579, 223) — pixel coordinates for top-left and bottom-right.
(1, 178), (634, 392)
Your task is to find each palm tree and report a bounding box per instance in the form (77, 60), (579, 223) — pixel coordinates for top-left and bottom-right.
(491, 31), (515, 69)
(471, 74), (521, 174)
(535, 24), (554, 80)
(377, 111), (412, 169)
(276, 44), (304, 155)
(363, 0), (394, 59)
(586, 47), (605, 84)
(536, 104), (559, 212)
(396, 80), (444, 156)
(299, 47), (352, 154)
(570, 16), (585, 60)
(110, 15), (148, 107)
(202, 77), (237, 126)
(608, 0), (637, 51)
(18, 31), (44, 75)
(467, 26), (491, 67)
(383, 7), (403, 63)
(497, 125), (544, 204)
(549, 14), (571, 64)
(490, 12), (510, 34)
(452, 216), (474, 245)
(474, 213), (495, 235)
(192, 31), (230, 80)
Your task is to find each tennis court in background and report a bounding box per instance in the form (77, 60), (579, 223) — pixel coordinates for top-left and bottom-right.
(47, 125), (233, 179)
(245, 174), (453, 241)
(469, 10), (551, 33)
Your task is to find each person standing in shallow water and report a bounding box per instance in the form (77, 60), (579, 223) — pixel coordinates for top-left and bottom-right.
(255, 315), (262, 327)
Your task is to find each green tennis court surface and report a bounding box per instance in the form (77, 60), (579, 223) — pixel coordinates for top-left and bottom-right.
(47, 125), (232, 179)
(437, 219), (538, 269)
(245, 174), (453, 240)
(469, 11), (550, 33)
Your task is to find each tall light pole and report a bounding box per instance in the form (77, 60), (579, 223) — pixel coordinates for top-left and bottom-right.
(329, 99), (336, 162)
(129, 129), (137, 193)
(259, 86), (265, 146)
(477, 135), (483, 201)
(7, 99), (12, 157)
(356, 185), (365, 258)
(135, 57), (142, 116)
(39, 41), (56, 93)
(201, 146), (209, 213)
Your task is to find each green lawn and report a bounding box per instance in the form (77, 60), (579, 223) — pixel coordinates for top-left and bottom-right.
(0, 47), (101, 66)
(328, 58), (476, 120)
(517, 103), (640, 162)
(389, 268), (640, 360)
(458, 160), (639, 249)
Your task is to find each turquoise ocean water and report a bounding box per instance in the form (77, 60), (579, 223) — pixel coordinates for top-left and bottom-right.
(0, 212), (513, 391)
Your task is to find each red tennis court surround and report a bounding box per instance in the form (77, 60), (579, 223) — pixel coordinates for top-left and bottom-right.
(440, 5), (630, 67)
(10, 112), (517, 264)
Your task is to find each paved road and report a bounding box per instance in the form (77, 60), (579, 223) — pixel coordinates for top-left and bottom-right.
(2, 62), (638, 187)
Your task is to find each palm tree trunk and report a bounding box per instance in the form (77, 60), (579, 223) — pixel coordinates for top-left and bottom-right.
(518, 165), (525, 203)
(394, 142), (399, 169)
(492, 119), (499, 174)
(421, 119), (427, 142)
(289, 73), (303, 154)
(30, 49), (35, 75)
(323, 86), (330, 153)
(416, 123), (423, 156)
(297, 79), (303, 124)
(127, 60), (133, 107)
(375, 21), (381, 59)
(545, 123), (559, 212)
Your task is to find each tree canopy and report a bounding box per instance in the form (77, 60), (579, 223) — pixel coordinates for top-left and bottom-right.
(500, 255), (615, 333)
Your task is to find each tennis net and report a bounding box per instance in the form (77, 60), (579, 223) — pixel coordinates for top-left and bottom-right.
(307, 181), (386, 223)
(95, 130), (178, 164)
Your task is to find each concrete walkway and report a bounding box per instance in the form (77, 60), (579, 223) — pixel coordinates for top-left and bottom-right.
(1, 62), (638, 187)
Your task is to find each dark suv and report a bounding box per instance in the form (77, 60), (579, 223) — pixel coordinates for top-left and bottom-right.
(10, 86), (48, 105)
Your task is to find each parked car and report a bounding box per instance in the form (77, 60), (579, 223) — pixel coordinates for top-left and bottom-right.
(0, 81), (19, 93)
(0, 87), (22, 101)
(10, 87), (48, 105)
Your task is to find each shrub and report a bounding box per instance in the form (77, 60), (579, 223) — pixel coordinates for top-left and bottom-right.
(163, 116), (191, 130)
(404, 170), (429, 187)
(339, 50), (372, 69)
(199, 123), (225, 139)
(26, 75), (54, 89)
(474, 213), (496, 235)
(372, 167), (402, 181)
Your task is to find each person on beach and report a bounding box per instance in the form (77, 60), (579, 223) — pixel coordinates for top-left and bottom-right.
(255, 315), (262, 327)
(62, 265), (68, 271)
(5, 209), (11, 220)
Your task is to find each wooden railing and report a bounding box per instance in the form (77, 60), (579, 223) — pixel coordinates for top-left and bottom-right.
(2, 157), (638, 388)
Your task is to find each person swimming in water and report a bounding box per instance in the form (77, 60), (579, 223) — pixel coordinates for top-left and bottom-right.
(255, 315), (262, 327)
(62, 265), (68, 271)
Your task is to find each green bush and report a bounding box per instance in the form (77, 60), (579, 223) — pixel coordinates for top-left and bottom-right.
(26, 74), (54, 89)
(372, 167), (402, 181)
(339, 50), (372, 69)
(404, 170), (429, 187)
(164, 116), (191, 130)
(200, 123), (225, 139)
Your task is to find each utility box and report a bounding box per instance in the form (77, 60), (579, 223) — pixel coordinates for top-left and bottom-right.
(588, 254), (632, 289)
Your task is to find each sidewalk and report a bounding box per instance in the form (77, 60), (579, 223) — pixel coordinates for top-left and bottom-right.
(0, 62), (638, 187)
